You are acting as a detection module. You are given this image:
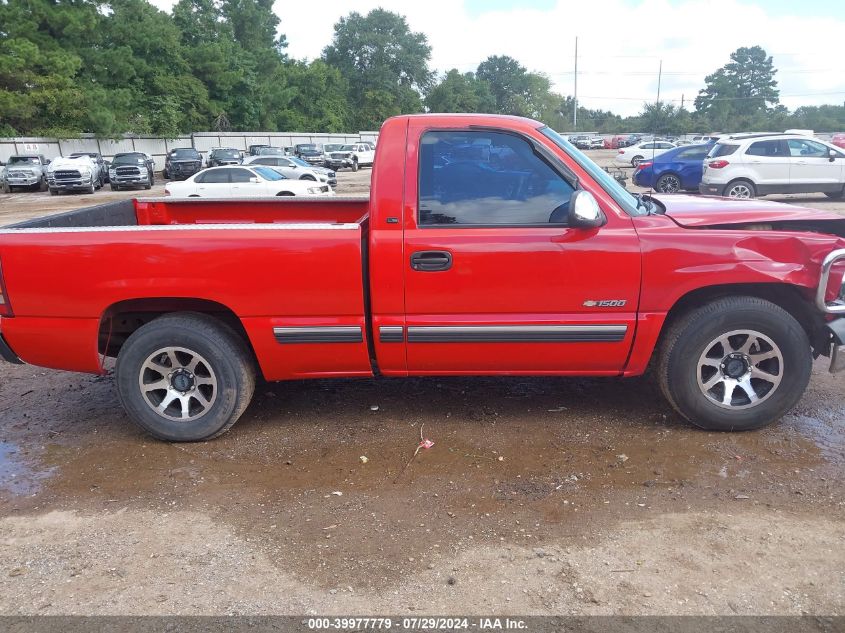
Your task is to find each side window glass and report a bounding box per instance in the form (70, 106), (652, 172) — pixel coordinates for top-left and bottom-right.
(229, 168), (254, 183)
(746, 140), (783, 157)
(418, 130), (575, 226)
(788, 139), (828, 158)
(200, 170), (230, 183)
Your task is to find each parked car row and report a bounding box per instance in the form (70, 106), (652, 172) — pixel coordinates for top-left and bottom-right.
(197, 141), (377, 173)
(163, 165), (334, 198)
(628, 132), (845, 199)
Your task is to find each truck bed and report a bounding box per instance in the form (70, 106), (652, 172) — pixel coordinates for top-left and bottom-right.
(8, 197), (370, 229)
(0, 197), (373, 380)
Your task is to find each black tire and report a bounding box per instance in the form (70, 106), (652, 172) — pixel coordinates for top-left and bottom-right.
(49, 188), (58, 195)
(351, 157), (359, 172)
(144, 183), (151, 190)
(2, 182), (10, 194)
(723, 179), (756, 199)
(824, 188), (844, 199)
(86, 182), (95, 194)
(655, 173), (682, 193)
(276, 191), (294, 196)
(115, 312), (256, 441)
(631, 155), (644, 167)
(110, 184), (118, 191)
(39, 177), (48, 192)
(658, 296), (811, 432)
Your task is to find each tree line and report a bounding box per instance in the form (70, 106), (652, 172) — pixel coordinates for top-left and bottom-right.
(1, 1), (843, 138)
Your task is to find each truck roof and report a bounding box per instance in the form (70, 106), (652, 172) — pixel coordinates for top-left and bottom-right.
(388, 113), (543, 129)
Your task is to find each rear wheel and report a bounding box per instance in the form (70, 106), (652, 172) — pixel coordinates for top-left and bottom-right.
(658, 296), (811, 431)
(724, 179), (756, 199)
(276, 191), (295, 196)
(115, 313), (256, 441)
(655, 173), (682, 193)
(631, 155), (644, 167)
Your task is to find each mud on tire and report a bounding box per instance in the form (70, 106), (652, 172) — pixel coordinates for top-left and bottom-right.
(658, 296), (812, 431)
(115, 312), (256, 441)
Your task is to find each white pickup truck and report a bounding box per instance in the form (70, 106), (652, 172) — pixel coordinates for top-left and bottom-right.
(326, 142), (375, 172)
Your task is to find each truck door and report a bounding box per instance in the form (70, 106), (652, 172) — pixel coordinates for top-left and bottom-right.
(401, 123), (641, 374)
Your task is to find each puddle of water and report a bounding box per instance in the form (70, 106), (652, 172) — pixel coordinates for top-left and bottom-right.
(0, 442), (56, 496)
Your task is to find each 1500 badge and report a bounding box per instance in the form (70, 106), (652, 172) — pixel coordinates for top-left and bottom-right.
(583, 299), (627, 307)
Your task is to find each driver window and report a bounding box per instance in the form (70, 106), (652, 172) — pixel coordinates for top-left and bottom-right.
(787, 139), (828, 158)
(418, 130), (575, 226)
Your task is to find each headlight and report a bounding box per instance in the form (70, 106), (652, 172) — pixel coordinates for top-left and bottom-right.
(307, 187), (321, 194)
(109, 169), (116, 176)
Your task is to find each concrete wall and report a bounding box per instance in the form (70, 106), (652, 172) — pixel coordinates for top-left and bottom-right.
(0, 131), (379, 172)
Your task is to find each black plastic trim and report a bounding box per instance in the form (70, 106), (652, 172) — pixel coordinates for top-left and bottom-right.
(406, 325), (627, 343)
(273, 326), (363, 344)
(0, 333), (23, 364)
(379, 326), (405, 343)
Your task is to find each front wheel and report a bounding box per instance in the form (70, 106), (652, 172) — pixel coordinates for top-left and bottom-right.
(115, 313), (256, 441)
(658, 296), (811, 431)
(351, 158), (359, 172)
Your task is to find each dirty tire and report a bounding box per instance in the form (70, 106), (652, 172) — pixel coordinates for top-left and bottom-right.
(658, 296), (811, 431)
(116, 312), (256, 441)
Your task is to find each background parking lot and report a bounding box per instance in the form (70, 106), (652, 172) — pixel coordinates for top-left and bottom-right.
(0, 157), (843, 614)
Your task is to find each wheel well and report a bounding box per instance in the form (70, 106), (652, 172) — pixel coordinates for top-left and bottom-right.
(726, 177), (756, 193)
(662, 283), (823, 348)
(98, 298), (255, 360)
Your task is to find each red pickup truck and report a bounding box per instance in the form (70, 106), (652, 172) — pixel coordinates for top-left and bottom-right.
(2, 114), (845, 441)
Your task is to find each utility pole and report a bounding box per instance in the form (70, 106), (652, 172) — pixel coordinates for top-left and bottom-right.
(573, 37), (578, 130)
(680, 93), (685, 110)
(656, 59), (663, 107)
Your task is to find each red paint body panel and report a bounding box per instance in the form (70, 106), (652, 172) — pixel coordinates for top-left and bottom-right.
(1, 113), (845, 384)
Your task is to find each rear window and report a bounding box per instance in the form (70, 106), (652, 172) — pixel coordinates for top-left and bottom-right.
(707, 143), (739, 158)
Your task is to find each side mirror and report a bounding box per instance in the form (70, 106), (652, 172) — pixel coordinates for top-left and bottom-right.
(569, 190), (605, 229)
(830, 149), (838, 162)
(249, 177), (260, 183)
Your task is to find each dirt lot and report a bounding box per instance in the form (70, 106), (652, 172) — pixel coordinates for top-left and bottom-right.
(0, 155), (843, 616)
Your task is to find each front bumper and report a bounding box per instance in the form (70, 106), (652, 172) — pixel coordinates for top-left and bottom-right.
(48, 178), (94, 191)
(325, 158), (353, 169)
(825, 318), (845, 373)
(113, 176), (150, 187)
(4, 176), (40, 187)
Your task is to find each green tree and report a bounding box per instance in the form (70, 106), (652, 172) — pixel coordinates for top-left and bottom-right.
(694, 45), (779, 130)
(476, 55), (555, 118)
(425, 69), (495, 113)
(323, 9), (432, 129)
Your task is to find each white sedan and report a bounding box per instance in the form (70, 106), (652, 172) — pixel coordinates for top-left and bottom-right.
(164, 166), (333, 198)
(613, 141), (676, 167)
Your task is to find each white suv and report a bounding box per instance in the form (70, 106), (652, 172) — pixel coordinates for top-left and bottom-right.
(700, 133), (845, 199)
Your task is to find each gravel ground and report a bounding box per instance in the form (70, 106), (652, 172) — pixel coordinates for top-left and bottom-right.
(0, 156), (843, 616)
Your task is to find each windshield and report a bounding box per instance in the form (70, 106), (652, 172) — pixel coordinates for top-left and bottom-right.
(171, 149), (200, 159)
(112, 154), (146, 165)
(324, 144), (343, 152)
(8, 156), (39, 165)
(258, 147), (285, 156)
(297, 144), (318, 151)
(212, 149), (240, 158)
(253, 166), (284, 181)
(540, 127), (643, 217)
(341, 145), (355, 151)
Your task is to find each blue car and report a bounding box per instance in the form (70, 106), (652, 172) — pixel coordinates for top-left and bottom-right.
(632, 143), (711, 193)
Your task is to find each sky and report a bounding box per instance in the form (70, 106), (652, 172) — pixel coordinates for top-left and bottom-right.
(148, 0), (845, 117)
